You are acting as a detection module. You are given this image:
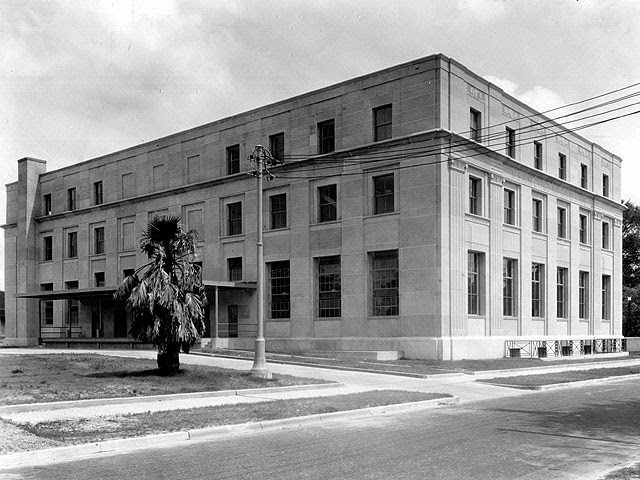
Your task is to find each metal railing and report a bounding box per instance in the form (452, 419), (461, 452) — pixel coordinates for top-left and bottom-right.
(506, 338), (626, 358)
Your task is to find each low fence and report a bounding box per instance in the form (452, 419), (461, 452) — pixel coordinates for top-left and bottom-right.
(505, 338), (626, 358)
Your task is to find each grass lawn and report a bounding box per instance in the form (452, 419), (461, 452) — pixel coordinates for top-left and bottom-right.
(12, 390), (450, 447)
(0, 353), (325, 405)
(601, 462), (640, 479)
(480, 366), (640, 388)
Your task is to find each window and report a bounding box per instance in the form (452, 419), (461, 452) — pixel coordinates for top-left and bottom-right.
(269, 261), (290, 319)
(67, 231), (77, 258)
(531, 263), (544, 318)
(506, 127), (516, 159)
(468, 252), (483, 315)
(228, 257), (242, 282)
(373, 105), (392, 142)
(94, 227), (105, 255)
(469, 177), (482, 215)
(579, 214), (588, 244)
(603, 174), (610, 197)
(557, 267), (568, 319)
(581, 164), (588, 189)
(373, 174), (394, 215)
(67, 188), (76, 211)
(43, 236), (53, 261)
(503, 258), (516, 317)
(227, 145), (240, 175)
(121, 221), (134, 251)
(43, 193), (52, 215)
(94, 181), (103, 205)
(270, 193), (287, 229)
(318, 256), (341, 317)
(66, 281), (78, 325)
(41, 283), (53, 325)
(579, 271), (589, 319)
(95, 272), (105, 287)
(504, 189), (515, 225)
(318, 120), (335, 154)
(186, 208), (204, 240)
(371, 250), (399, 316)
(470, 109), (482, 142)
(227, 202), (242, 236)
(318, 184), (337, 222)
(532, 198), (543, 233)
(602, 275), (611, 320)
(602, 221), (610, 250)
(269, 132), (285, 163)
(557, 206), (567, 239)
(558, 153), (567, 180)
(534, 141), (543, 170)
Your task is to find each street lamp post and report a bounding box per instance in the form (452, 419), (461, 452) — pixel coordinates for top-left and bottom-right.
(249, 145), (273, 379)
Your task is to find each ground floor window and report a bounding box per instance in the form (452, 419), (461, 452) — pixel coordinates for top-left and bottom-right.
(318, 256), (341, 317)
(468, 251), (484, 315)
(269, 261), (290, 319)
(503, 258), (516, 316)
(579, 271), (589, 319)
(531, 263), (544, 318)
(371, 250), (399, 316)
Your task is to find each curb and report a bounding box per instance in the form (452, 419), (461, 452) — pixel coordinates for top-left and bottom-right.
(0, 396), (459, 469)
(0, 382), (342, 414)
(478, 372), (640, 391)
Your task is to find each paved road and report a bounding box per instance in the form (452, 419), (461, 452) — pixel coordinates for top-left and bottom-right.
(4, 377), (640, 479)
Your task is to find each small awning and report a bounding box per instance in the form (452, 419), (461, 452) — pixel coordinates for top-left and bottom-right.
(203, 280), (257, 291)
(16, 287), (117, 300)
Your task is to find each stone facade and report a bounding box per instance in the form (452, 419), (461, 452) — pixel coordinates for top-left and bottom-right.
(2, 54), (624, 359)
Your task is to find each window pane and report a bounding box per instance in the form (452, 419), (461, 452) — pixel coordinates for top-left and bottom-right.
(270, 261), (290, 319)
(374, 105), (392, 141)
(270, 194), (287, 229)
(318, 120), (335, 154)
(374, 174), (394, 215)
(372, 251), (399, 316)
(318, 256), (341, 317)
(318, 185), (337, 222)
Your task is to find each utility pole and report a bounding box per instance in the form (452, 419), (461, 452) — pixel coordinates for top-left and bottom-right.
(248, 145), (276, 379)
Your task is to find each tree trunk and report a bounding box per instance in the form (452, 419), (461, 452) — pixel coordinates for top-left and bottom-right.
(157, 342), (180, 375)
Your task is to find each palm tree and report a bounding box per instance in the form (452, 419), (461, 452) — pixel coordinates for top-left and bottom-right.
(114, 215), (207, 374)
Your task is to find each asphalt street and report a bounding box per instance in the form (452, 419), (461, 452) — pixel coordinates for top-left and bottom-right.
(3, 376), (640, 479)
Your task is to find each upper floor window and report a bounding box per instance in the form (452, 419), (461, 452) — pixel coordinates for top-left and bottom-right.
(581, 164), (588, 189)
(373, 174), (394, 215)
(43, 193), (52, 215)
(373, 105), (392, 142)
(557, 206), (567, 239)
(94, 181), (103, 205)
(470, 109), (482, 142)
(94, 272), (105, 287)
(603, 173), (610, 197)
(270, 193), (287, 229)
(269, 132), (285, 163)
(532, 198), (543, 233)
(602, 221), (610, 250)
(67, 231), (78, 258)
(504, 189), (515, 225)
(579, 213), (588, 244)
(469, 177), (482, 216)
(506, 127), (516, 159)
(67, 188), (76, 211)
(227, 202), (242, 236)
(227, 145), (240, 175)
(318, 120), (335, 154)
(94, 227), (105, 255)
(43, 236), (53, 261)
(558, 153), (567, 180)
(228, 257), (243, 282)
(534, 141), (543, 170)
(318, 184), (337, 222)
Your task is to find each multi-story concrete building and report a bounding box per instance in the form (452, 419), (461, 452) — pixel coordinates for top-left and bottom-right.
(2, 53), (625, 359)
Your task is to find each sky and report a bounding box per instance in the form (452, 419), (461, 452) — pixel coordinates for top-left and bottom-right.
(1, 0), (639, 290)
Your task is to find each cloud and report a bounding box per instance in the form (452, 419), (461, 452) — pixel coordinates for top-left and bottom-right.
(483, 75), (565, 113)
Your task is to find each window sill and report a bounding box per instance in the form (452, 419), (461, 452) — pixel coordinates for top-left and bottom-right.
(265, 227), (290, 234)
(90, 253), (106, 259)
(314, 317), (342, 321)
(266, 317), (291, 322)
(310, 220), (341, 228)
(40, 260), (54, 264)
(465, 213), (490, 226)
(369, 315), (399, 320)
(503, 223), (520, 231)
(220, 234), (245, 243)
(557, 237), (570, 245)
(532, 231), (547, 238)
